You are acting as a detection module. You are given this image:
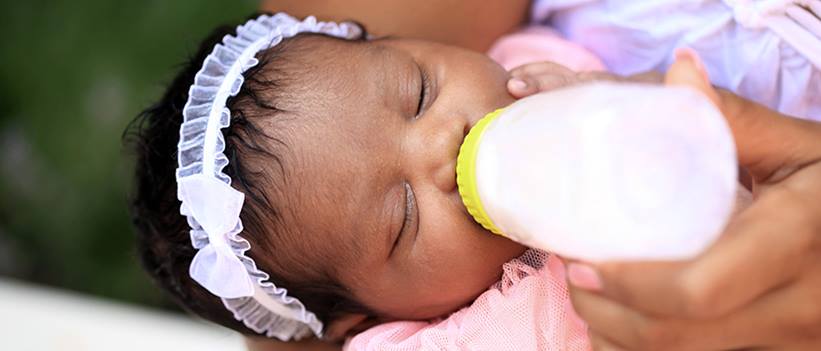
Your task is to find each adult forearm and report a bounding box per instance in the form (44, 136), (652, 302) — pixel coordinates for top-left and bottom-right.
(245, 337), (341, 351)
(259, 0), (530, 52)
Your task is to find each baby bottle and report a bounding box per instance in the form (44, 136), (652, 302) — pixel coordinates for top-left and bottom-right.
(456, 82), (738, 262)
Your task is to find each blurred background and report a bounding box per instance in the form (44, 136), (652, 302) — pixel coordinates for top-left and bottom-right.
(0, 0), (261, 348)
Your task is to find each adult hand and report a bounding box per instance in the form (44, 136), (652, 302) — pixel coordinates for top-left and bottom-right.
(508, 55), (821, 350)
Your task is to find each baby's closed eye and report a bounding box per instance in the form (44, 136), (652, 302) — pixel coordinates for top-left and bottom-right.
(390, 181), (418, 258)
(415, 61), (432, 117)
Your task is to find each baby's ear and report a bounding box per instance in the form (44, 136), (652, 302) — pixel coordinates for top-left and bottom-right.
(322, 313), (381, 342)
(665, 48), (720, 106)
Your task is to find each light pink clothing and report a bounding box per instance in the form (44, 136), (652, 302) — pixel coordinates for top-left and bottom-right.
(344, 251), (590, 351)
(487, 26), (605, 72)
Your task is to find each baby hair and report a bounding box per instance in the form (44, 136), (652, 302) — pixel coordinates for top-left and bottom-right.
(125, 13), (373, 336)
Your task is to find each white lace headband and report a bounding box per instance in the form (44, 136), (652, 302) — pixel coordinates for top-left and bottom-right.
(176, 13), (361, 341)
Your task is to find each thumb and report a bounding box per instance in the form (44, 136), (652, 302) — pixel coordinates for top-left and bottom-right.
(664, 48), (719, 105)
(667, 48), (821, 184)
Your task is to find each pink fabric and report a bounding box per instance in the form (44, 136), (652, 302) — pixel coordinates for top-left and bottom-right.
(344, 251), (591, 351)
(487, 26), (605, 72)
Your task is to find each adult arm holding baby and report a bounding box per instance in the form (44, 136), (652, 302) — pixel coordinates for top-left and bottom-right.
(511, 54), (821, 350)
(260, 0), (530, 52)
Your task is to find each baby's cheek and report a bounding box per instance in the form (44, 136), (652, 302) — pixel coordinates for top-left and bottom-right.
(418, 233), (500, 289)
(408, 190), (523, 303)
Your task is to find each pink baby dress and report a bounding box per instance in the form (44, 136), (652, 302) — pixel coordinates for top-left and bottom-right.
(344, 250), (590, 351)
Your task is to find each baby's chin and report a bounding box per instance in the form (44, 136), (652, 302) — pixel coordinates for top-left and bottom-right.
(384, 287), (495, 321)
(433, 241), (528, 318)
(473, 222), (529, 261)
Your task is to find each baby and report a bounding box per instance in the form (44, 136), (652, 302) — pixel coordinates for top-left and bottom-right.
(127, 12), (751, 350)
(129, 12), (528, 344)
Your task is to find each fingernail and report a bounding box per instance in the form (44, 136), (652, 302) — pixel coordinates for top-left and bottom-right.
(567, 263), (603, 291)
(509, 78), (528, 91)
(675, 47), (709, 81)
(674, 47), (695, 62)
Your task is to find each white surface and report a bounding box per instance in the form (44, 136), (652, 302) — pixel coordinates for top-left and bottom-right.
(0, 278), (245, 351)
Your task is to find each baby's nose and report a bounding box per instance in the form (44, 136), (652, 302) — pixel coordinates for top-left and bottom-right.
(407, 116), (470, 192)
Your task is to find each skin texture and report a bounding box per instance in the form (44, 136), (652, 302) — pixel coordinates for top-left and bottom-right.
(252, 35), (526, 344)
(260, 0), (531, 52)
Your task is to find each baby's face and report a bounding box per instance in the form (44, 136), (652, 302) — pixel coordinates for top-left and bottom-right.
(264, 36), (526, 321)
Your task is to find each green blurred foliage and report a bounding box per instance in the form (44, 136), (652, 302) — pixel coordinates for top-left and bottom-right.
(0, 0), (257, 309)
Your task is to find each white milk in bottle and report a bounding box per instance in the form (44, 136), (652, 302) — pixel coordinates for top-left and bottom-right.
(456, 83), (737, 262)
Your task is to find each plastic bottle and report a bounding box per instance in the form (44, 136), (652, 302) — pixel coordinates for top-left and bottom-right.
(456, 83), (738, 262)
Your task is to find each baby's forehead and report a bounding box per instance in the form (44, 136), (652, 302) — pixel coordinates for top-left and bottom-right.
(247, 36), (402, 266)
(269, 38), (381, 103)
(261, 39), (406, 125)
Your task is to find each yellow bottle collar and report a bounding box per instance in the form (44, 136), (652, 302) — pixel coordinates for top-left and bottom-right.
(456, 108), (505, 236)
